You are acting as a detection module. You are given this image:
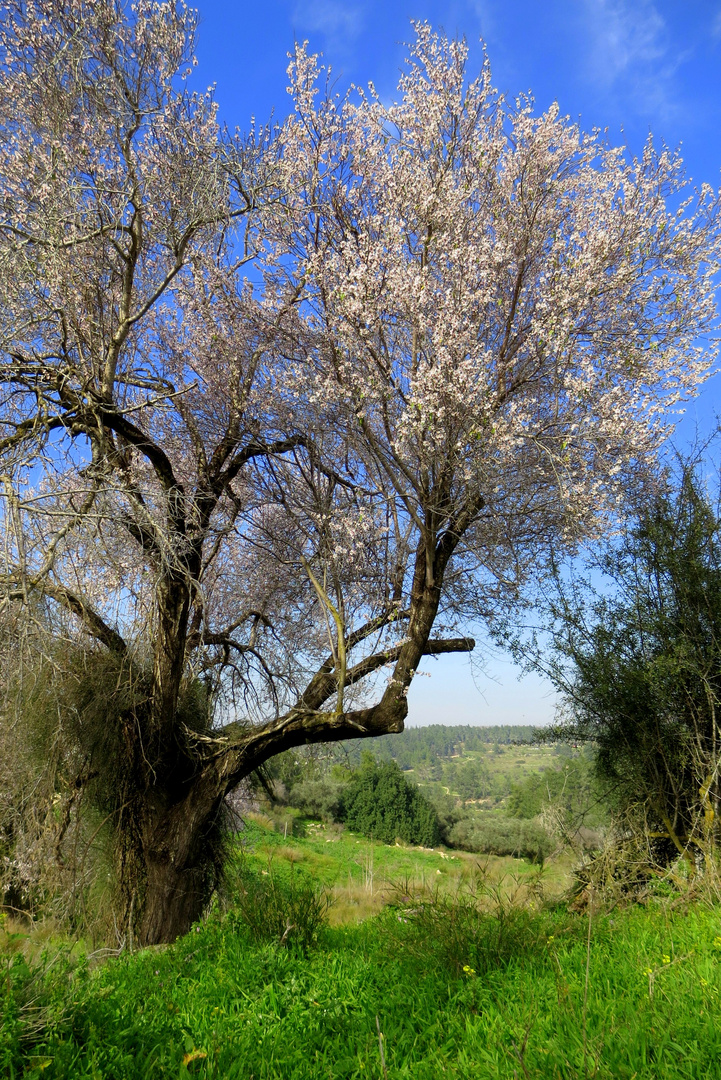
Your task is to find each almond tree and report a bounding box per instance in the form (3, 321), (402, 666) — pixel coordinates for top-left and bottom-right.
(271, 24), (720, 760)
(0, 2), (472, 944)
(0, 7), (718, 945)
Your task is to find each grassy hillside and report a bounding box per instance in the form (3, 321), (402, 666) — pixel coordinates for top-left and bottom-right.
(2, 820), (720, 1079)
(260, 732), (606, 865)
(3, 733), (719, 1078)
(235, 816), (574, 924)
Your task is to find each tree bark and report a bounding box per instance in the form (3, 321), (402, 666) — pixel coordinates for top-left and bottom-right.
(123, 524), (480, 946)
(152, 577), (191, 734)
(138, 854), (209, 946)
(135, 783), (227, 946)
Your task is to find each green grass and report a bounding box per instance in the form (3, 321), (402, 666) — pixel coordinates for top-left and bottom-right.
(3, 825), (721, 1079)
(3, 899), (721, 1078)
(232, 817), (571, 923)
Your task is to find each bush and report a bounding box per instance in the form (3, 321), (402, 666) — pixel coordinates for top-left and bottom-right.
(231, 860), (330, 954)
(338, 759), (441, 846)
(447, 814), (554, 863)
(288, 778), (343, 821)
(534, 461), (721, 864)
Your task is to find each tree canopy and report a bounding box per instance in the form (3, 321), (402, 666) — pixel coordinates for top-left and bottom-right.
(339, 758), (441, 847)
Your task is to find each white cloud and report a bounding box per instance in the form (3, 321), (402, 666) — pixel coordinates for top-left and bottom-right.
(293, 0), (364, 54)
(467, 0), (496, 40)
(581, 0), (684, 119)
(712, 9), (721, 40)
(587, 0), (666, 79)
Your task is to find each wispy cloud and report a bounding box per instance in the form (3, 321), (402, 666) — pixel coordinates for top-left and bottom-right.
(712, 9), (721, 40)
(467, 0), (496, 41)
(581, 0), (685, 120)
(293, 0), (365, 55)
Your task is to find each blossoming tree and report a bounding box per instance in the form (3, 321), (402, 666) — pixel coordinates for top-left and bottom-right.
(0, 3), (718, 944)
(271, 23), (720, 768)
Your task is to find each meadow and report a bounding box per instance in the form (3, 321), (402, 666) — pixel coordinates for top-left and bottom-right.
(3, 816), (721, 1079)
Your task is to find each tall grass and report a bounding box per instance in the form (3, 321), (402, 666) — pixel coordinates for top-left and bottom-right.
(229, 855), (331, 954)
(3, 869), (721, 1078)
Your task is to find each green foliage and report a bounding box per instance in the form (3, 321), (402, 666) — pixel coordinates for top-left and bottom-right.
(337, 725), (535, 772)
(507, 756), (606, 826)
(386, 874), (547, 977)
(3, 891), (721, 1078)
(442, 758), (494, 800)
(339, 759), (441, 846)
(263, 738), (595, 866)
(541, 462), (721, 859)
(288, 778), (344, 821)
(447, 815), (553, 864)
(0, 923), (81, 1074)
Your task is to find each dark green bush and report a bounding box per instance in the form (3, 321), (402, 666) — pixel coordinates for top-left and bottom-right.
(338, 759), (441, 846)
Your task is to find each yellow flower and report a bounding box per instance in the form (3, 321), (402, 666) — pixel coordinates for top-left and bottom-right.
(462, 964), (476, 975)
(662, 955), (671, 965)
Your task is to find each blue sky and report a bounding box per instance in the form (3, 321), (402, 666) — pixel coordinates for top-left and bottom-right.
(191, 0), (721, 726)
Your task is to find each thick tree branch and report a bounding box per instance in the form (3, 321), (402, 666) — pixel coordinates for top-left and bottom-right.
(0, 574), (127, 654)
(210, 635), (474, 786)
(41, 581), (128, 654)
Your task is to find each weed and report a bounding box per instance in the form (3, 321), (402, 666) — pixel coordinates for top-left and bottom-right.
(385, 861), (551, 976)
(229, 856), (331, 954)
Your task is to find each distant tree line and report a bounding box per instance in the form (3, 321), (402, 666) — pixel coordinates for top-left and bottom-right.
(334, 725), (537, 772)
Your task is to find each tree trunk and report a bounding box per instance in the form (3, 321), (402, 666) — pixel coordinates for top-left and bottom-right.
(137, 854), (209, 946)
(134, 786), (226, 946)
(121, 530), (478, 947)
(129, 574), (206, 946)
(152, 576), (191, 734)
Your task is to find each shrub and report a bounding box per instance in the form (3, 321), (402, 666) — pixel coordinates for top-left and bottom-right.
(288, 778), (344, 821)
(533, 461), (721, 865)
(231, 860), (330, 954)
(338, 759), (441, 846)
(447, 814), (553, 863)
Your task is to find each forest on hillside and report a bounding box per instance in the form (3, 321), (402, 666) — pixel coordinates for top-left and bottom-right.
(248, 727), (605, 864)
